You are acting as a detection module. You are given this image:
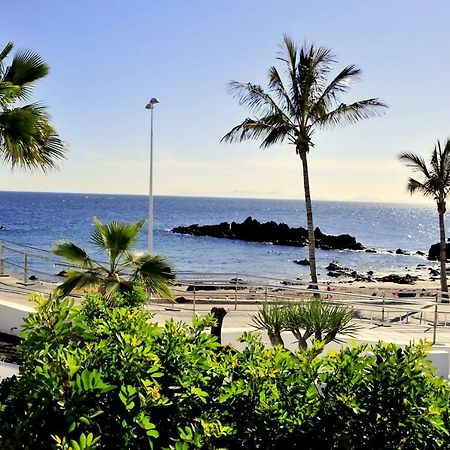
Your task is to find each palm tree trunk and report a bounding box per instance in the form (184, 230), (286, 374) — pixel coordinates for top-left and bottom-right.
(299, 150), (318, 287)
(438, 207), (448, 300)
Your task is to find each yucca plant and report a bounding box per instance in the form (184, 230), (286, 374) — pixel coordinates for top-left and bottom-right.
(292, 299), (358, 345)
(253, 299), (358, 351)
(53, 217), (174, 303)
(252, 302), (287, 347)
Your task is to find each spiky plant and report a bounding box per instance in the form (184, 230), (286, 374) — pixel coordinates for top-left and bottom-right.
(287, 299), (358, 345)
(0, 42), (65, 170)
(53, 217), (174, 303)
(222, 35), (386, 286)
(399, 140), (450, 297)
(252, 302), (287, 347)
(254, 299), (357, 351)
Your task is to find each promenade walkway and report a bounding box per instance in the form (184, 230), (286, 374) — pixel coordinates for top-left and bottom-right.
(2, 272), (450, 348)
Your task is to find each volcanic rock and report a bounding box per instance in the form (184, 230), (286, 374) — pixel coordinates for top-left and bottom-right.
(172, 217), (364, 251)
(428, 243), (450, 261)
(293, 258), (310, 266)
(429, 268), (440, 277)
(375, 274), (418, 284)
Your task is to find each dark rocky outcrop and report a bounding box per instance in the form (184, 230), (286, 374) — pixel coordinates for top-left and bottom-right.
(395, 248), (409, 255)
(293, 258), (310, 266)
(325, 262), (372, 282)
(172, 216), (364, 251)
(375, 274), (418, 284)
(429, 268), (440, 277)
(428, 242), (450, 261)
(314, 227), (364, 251)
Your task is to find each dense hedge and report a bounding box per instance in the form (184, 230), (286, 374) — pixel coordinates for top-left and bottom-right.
(0, 291), (449, 449)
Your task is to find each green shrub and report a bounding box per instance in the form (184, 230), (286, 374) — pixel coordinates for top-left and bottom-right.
(0, 292), (449, 449)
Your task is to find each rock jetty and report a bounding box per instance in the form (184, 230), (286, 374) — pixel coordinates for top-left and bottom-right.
(171, 216), (364, 251)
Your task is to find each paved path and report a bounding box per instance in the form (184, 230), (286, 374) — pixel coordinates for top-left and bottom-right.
(2, 274), (450, 349)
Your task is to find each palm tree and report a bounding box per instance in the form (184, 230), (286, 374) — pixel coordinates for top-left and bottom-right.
(53, 217), (174, 302)
(0, 41), (65, 170)
(222, 36), (386, 286)
(399, 141), (450, 297)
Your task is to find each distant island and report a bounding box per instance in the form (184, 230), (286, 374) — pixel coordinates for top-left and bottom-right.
(171, 216), (365, 251)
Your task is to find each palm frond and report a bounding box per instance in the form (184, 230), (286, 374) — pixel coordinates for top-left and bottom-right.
(102, 278), (135, 303)
(91, 216), (145, 259)
(3, 49), (49, 101)
(127, 253), (174, 300)
(221, 114), (295, 146)
(406, 177), (431, 196)
(311, 64), (361, 116)
(318, 98), (387, 128)
(277, 35), (302, 114)
(52, 241), (95, 269)
(398, 152), (430, 178)
(259, 121), (295, 148)
(0, 81), (21, 105)
(0, 104), (66, 171)
(0, 42), (13, 78)
(226, 81), (296, 130)
(297, 43), (336, 116)
(0, 42), (13, 64)
(268, 66), (296, 117)
(57, 270), (103, 297)
(400, 141), (450, 200)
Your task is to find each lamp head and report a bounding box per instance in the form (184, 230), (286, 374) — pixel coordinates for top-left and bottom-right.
(145, 98), (160, 109)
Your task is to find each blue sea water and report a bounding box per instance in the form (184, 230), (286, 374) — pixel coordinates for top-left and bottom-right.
(0, 191), (440, 280)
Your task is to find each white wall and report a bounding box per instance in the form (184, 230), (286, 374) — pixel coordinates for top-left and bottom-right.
(0, 361), (19, 378)
(0, 300), (34, 336)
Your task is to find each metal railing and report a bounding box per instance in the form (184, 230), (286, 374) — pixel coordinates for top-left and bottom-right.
(0, 239), (448, 344)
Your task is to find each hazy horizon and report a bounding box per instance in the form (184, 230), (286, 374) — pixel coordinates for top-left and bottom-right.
(0, 188), (435, 208)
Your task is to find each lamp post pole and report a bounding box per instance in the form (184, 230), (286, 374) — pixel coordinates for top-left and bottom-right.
(145, 98), (159, 253)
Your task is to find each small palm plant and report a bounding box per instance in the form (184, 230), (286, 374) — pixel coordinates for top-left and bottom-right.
(253, 299), (357, 351)
(53, 217), (174, 302)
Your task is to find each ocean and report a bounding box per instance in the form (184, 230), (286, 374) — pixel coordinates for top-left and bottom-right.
(0, 191), (440, 281)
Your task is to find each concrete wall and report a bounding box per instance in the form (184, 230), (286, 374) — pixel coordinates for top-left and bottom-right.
(0, 361), (19, 378)
(428, 348), (450, 379)
(0, 301), (450, 379)
(0, 300), (34, 336)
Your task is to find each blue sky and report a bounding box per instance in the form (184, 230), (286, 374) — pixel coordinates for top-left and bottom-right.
(2, 0), (450, 203)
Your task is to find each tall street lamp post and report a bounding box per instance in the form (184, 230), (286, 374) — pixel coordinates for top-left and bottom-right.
(145, 97), (159, 253)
